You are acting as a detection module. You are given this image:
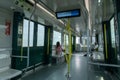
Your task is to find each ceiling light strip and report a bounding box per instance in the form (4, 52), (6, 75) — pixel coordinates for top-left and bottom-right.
(29, 0), (55, 18)
(29, 0), (65, 25)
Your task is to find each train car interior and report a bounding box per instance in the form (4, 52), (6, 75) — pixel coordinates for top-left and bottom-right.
(0, 0), (120, 80)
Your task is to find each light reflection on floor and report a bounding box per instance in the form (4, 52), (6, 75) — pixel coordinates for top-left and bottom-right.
(22, 53), (119, 80)
(96, 76), (104, 80)
(75, 55), (81, 69)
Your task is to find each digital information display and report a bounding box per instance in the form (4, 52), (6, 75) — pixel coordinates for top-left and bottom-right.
(56, 9), (80, 19)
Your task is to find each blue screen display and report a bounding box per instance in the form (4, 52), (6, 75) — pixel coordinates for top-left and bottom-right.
(56, 9), (80, 19)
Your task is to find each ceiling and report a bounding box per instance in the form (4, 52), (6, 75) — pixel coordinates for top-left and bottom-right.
(0, 0), (115, 36)
(90, 0), (114, 34)
(0, 0), (14, 10)
(38, 0), (88, 36)
(39, 0), (85, 12)
(0, 0), (88, 36)
(38, 0), (114, 35)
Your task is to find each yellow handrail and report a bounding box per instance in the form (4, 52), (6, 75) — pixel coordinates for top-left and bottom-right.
(104, 24), (108, 59)
(64, 19), (72, 74)
(47, 28), (50, 55)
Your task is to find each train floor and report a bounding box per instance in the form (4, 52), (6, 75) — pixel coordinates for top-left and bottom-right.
(21, 52), (119, 80)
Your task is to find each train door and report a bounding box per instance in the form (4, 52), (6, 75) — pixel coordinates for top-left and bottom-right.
(102, 16), (118, 72)
(12, 12), (46, 70)
(44, 26), (53, 64)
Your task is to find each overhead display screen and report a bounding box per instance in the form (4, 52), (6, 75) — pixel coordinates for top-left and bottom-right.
(56, 9), (80, 19)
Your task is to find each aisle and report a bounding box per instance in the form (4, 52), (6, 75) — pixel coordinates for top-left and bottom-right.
(22, 53), (116, 80)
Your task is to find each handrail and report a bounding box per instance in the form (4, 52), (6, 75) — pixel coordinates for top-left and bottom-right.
(88, 62), (120, 68)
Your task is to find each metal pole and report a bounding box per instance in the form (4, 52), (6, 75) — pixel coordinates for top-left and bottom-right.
(27, 0), (37, 69)
(87, 28), (90, 80)
(88, 62), (120, 68)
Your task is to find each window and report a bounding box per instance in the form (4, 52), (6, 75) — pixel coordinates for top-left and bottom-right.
(81, 37), (87, 47)
(22, 19), (34, 47)
(110, 17), (115, 47)
(76, 36), (80, 44)
(37, 24), (45, 46)
(92, 37), (96, 44)
(53, 31), (61, 45)
(64, 34), (68, 45)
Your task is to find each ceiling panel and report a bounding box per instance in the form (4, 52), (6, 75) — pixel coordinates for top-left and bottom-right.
(39, 0), (85, 12)
(90, 0), (114, 34)
(0, 0), (15, 10)
(0, 0), (86, 35)
(38, 0), (88, 36)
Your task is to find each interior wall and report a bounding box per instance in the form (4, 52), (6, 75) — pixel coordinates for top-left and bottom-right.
(0, 8), (13, 72)
(0, 8), (13, 48)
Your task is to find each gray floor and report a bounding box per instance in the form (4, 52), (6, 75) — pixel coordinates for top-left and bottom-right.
(22, 53), (119, 80)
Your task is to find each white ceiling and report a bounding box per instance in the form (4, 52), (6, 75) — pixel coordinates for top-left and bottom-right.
(40, 0), (85, 12)
(89, 0), (114, 34)
(0, 0), (115, 36)
(38, 0), (88, 36)
(0, 0), (14, 10)
(0, 0), (88, 36)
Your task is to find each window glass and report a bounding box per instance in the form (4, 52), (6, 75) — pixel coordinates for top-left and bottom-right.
(37, 24), (45, 46)
(110, 17), (115, 48)
(23, 19), (34, 47)
(76, 36), (80, 44)
(92, 37), (96, 44)
(64, 34), (68, 45)
(81, 37), (87, 47)
(53, 31), (61, 45)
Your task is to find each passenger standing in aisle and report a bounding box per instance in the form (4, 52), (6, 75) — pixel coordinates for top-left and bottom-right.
(55, 41), (65, 63)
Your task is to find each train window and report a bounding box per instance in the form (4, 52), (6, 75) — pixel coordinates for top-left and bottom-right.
(64, 34), (68, 45)
(110, 17), (115, 48)
(92, 37), (96, 44)
(37, 24), (45, 46)
(22, 19), (34, 47)
(76, 36), (80, 44)
(53, 31), (61, 45)
(81, 37), (87, 47)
